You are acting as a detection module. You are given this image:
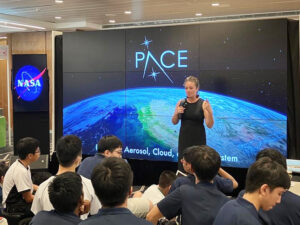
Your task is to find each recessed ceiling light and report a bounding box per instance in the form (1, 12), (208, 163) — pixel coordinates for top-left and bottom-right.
(124, 11), (132, 15)
(212, 3), (220, 6)
(109, 19), (116, 23)
(55, 0), (64, 3)
(195, 13), (202, 16)
(55, 16), (62, 19)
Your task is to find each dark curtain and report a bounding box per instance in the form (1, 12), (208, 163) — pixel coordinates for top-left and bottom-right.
(287, 20), (300, 159)
(54, 35), (63, 143)
(49, 35), (63, 175)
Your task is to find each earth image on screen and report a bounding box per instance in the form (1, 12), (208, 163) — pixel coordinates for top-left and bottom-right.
(63, 87), (286, 168)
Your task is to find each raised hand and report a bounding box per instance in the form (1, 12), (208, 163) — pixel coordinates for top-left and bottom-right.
(203, 99), (213, 114)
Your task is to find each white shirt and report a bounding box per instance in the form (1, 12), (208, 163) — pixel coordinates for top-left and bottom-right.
(2, 160), (33, 207)
(142, 184), (165, 205)
(31, 175), (101, 219)
(127, 197), (151, 218)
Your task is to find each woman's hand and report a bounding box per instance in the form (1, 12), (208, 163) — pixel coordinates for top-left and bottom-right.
(203, 99), (213, 114)
(172, 100), (184, 125)
(176, 105), (185, 115)
(203, 99), (214, 128)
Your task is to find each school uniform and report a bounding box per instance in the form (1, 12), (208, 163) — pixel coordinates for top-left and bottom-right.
(213, 197), (263, 225)
(79, 208), (152, 225)
(158, 181), (229, 225)
(31, 175), (101, 219)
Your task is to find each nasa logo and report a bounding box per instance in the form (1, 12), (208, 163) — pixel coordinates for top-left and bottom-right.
(14, 65), (46, 101)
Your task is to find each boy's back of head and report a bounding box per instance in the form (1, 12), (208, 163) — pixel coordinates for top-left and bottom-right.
(91, 157), (133, 208)
(16, 137), (40, 160)
(245, 157), (290, 193)
(32, 171), (53, 185)
(190, 145), (221, 182)
(158, 170), (176, 189)
(98, 135), (122, 154)
(56, 135), (82, 167)
(182, 147), (196, 164)
(48, 172), (83, 214)
(256, 148), (287, 170)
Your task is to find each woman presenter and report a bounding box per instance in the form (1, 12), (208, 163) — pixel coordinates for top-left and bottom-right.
(172, 76), (214, 171)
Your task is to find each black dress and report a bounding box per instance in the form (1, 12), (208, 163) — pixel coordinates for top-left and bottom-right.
(178, 98), (206, 171)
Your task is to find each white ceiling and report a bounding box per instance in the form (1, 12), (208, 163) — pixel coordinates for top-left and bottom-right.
(0, 0), (299, 34)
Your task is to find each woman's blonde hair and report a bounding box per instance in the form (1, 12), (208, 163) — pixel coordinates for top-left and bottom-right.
(183, 76), (200, 89)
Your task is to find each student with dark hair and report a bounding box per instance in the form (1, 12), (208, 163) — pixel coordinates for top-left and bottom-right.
(213, 157), (291, 225)
(32, 172), (52, 186)
(31, 135), (101, 219)
(78, 135), (123, 179)
(256, 148), (300, 225)
(141, 170), (176, 205)
(170, 146), (238, 194)
(0, 161), (9, 204)
(256, 148), (287, 169)
(146, 145), (229, 225)
(77, 135), (152, 218)
(79, 157), (152, 225)
(3, 137), (40, 215)
(30, 172), (83, 225)
(158, 171), (177, 191)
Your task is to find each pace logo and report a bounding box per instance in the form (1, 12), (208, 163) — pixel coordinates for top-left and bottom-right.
(135, 36), (188, 83)
(14, 65), (46, 101)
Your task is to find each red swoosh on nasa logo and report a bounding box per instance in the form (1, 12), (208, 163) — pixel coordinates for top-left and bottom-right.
(32, 68), (46, 81)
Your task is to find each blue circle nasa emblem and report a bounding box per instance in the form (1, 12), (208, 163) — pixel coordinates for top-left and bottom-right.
(14, 65), (45, 101)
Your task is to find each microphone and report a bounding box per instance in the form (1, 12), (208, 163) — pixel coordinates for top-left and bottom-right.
(178, 98), (188, 119)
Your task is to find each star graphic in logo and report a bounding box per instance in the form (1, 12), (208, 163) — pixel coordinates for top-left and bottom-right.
(140, 36), (152, 49)
(148, 67), (160, 81)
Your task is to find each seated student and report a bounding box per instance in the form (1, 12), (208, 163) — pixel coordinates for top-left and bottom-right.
(0, 161), (9, 205)
(146, 145), (229, 225)
(141, 170), (176, 205)
(31, 135), (101, 219)
(30, 172), (83, 225)
(79, 157), (152, 225)
(170, 146), (238, 194)
(213, 157), (291, 225)
(256, 148), (300, 225)
(77, 135), (152, 218)
(3, 137), (40, 216)
(77, 135), (122, 179)
(32, 172), (52, 186)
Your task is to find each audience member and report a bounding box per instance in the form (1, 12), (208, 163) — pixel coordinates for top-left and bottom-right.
(146, 145), (229, 225)
(31, 135), (101, 219)
(3, 137), (40, 216)
(32, 172), (52, 186)
(170, 146), (238, 194)
(142, 170), (176, 205)
(256, 148), (300, 225)
(79, 157), (152, 225)
(78, 135), (122, 179)
(77, 135), (152, 218)
(0, 161), (9, 204)
(213, 157), (290, 225)
(30, 172), (83, 225)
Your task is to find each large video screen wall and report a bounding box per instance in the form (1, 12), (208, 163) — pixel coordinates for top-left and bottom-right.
(63, 19), (287, 168)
